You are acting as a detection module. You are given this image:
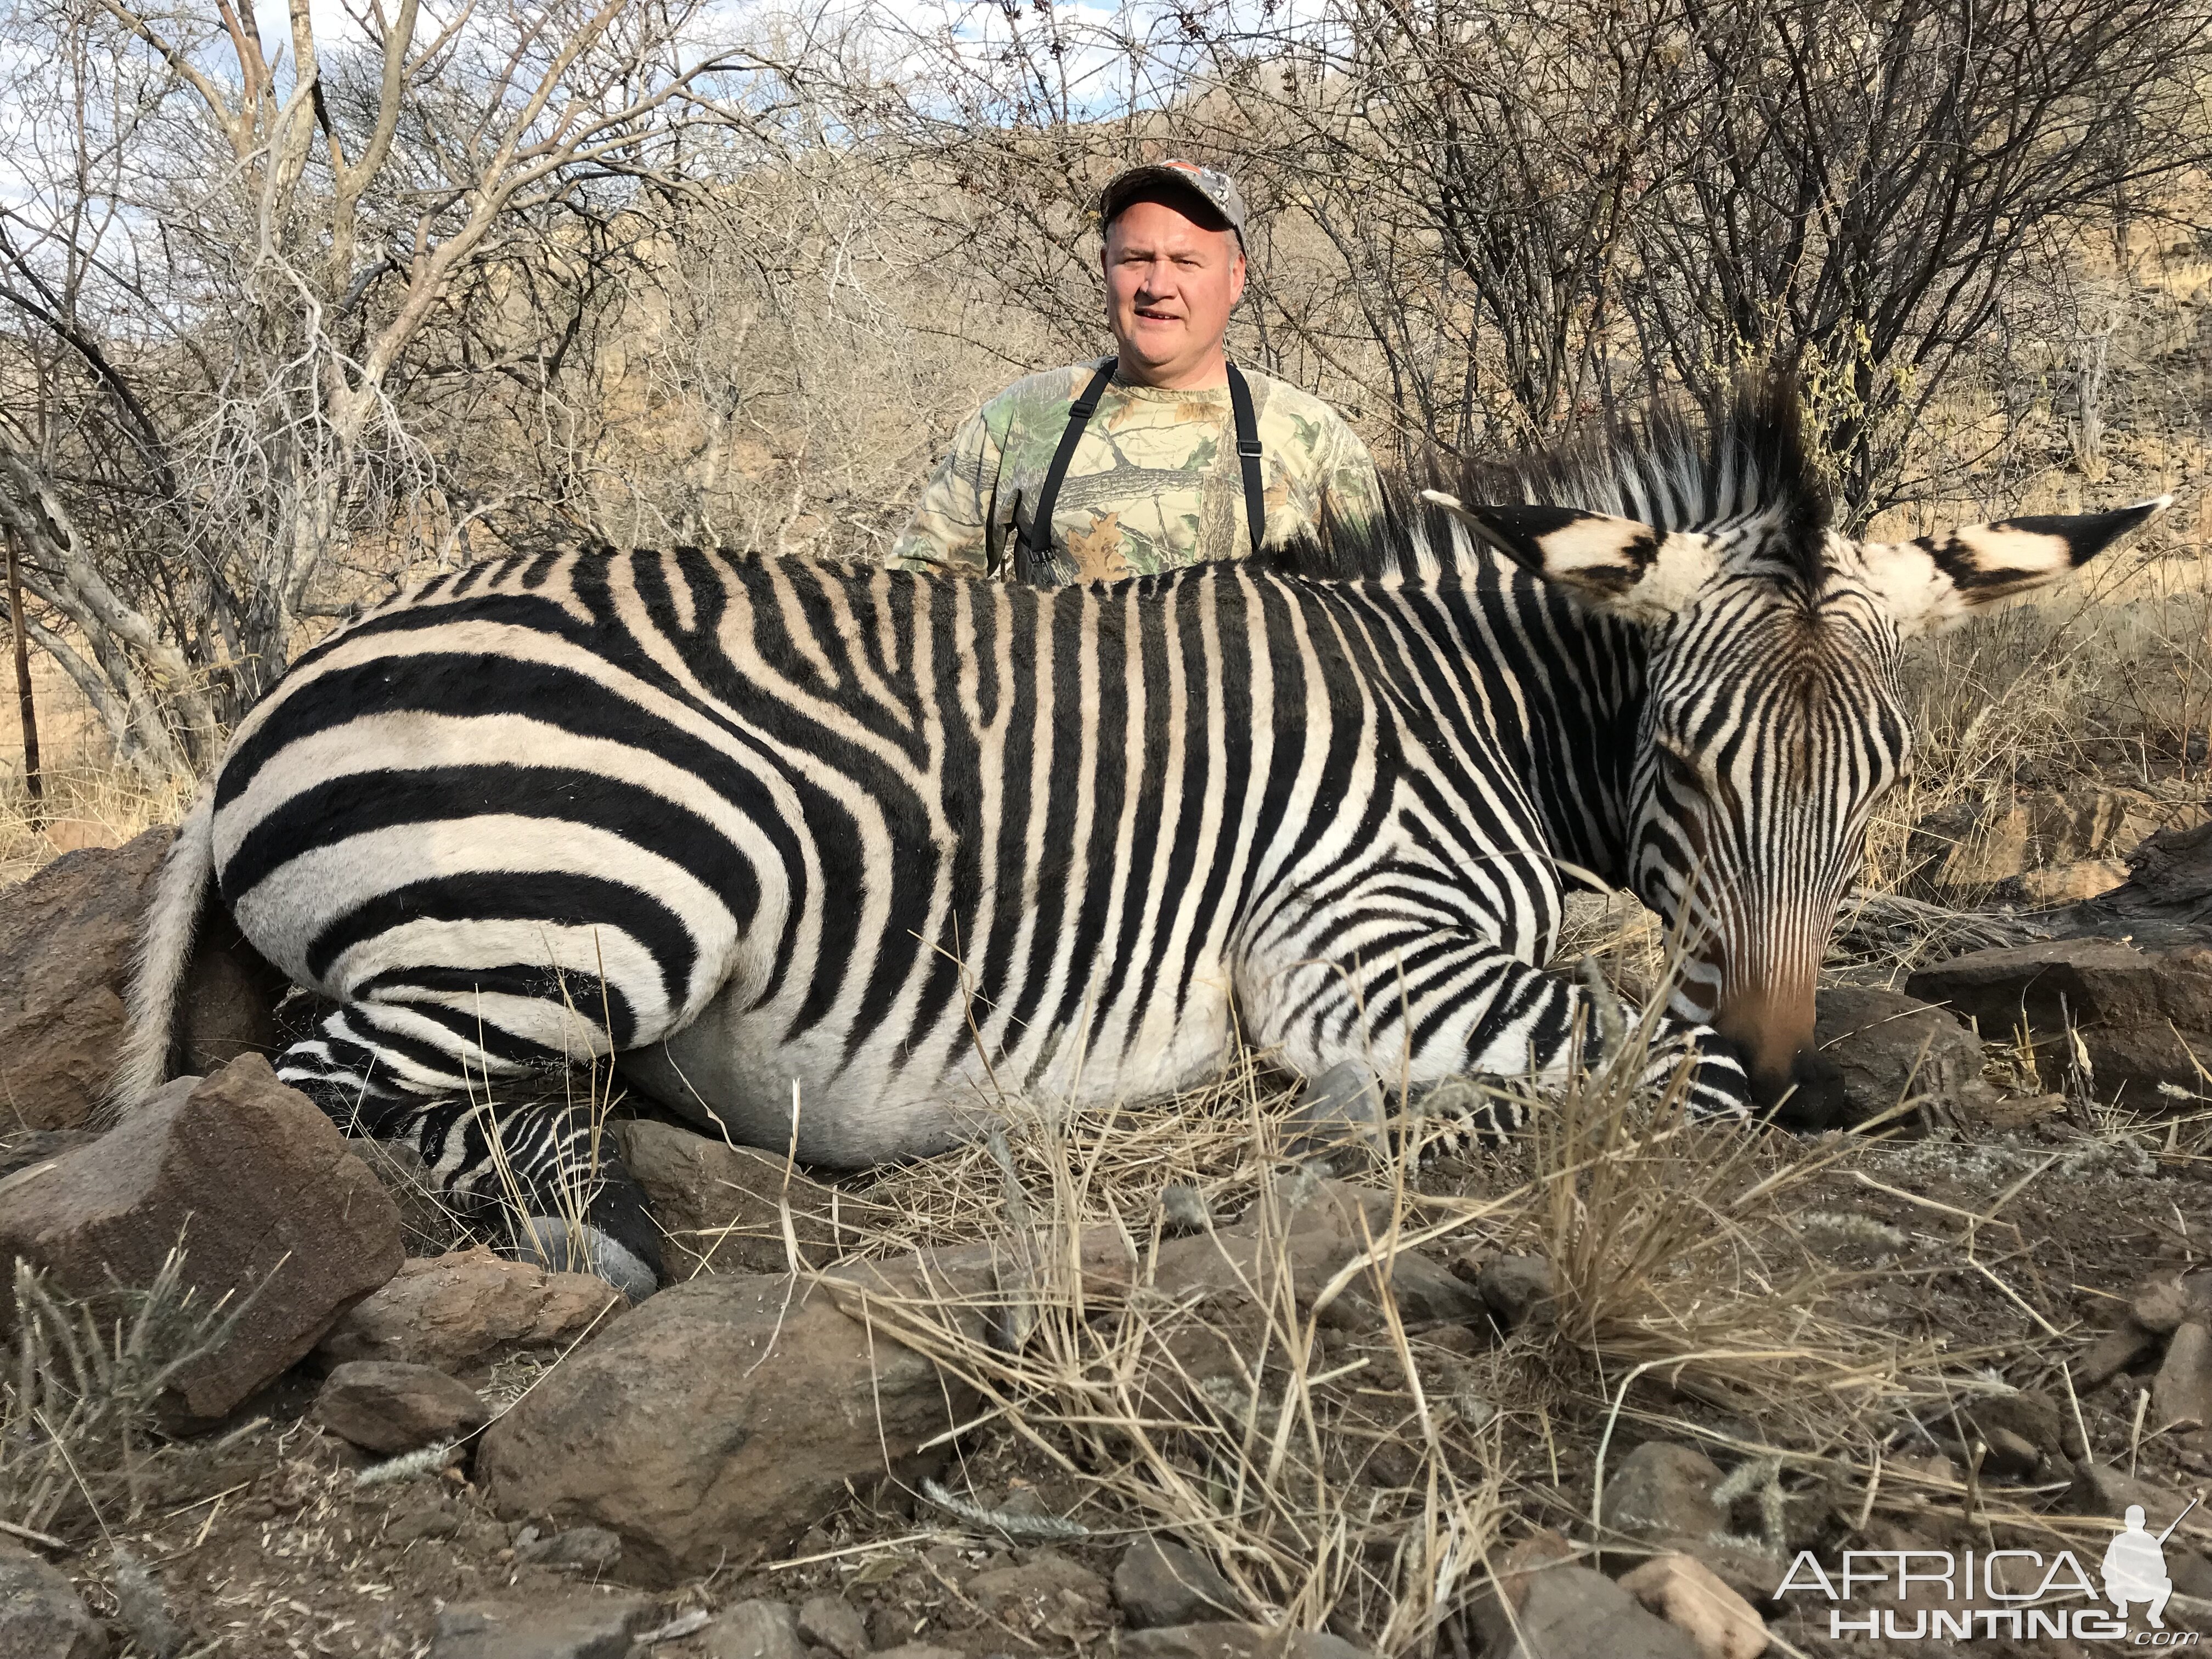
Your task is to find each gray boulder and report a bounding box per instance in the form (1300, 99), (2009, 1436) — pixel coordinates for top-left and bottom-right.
(0, 1542), (107, 1659)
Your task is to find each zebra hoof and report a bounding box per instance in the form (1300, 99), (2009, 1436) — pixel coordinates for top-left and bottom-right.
(511, 1217), (661, 1305)
(1286, 1060), (1386, 1166)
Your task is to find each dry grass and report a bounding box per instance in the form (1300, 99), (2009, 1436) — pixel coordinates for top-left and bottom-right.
(812, 1002), (1978, 1649)
(1, 1246), (262, 1545)
(0, 757), (193, 885)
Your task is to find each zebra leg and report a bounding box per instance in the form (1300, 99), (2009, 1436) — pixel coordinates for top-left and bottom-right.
(1245, 930), (1751, 1140)
(275, 1004), (662, 1300)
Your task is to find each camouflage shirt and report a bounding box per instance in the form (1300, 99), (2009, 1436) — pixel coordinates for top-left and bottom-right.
(889, 359), (1384, 582)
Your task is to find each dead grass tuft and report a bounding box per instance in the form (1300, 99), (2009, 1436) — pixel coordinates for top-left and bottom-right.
(2, 1245), (263, 1544)
(816, 1001), (1977, 1650)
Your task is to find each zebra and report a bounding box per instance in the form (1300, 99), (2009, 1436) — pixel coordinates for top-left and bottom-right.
(115, 377), (2163, 1297)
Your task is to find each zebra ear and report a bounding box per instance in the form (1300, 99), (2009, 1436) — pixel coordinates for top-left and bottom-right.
(1420, 490), (1716, 618)
(1864, 497), (2170, 636)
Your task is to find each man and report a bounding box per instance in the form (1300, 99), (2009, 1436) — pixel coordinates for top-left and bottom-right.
(890, 160), (1383, 583)
(2103, 1504), (2174, 1628)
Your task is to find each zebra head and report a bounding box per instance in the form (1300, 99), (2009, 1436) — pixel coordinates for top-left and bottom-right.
(1432, 379), (2166, 1124)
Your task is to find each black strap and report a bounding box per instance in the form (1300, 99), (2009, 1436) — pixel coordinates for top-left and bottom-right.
(1226, 363), (1266, 558)
(1014, 357), (1267, 582)
(1014, 357), (1117, 583)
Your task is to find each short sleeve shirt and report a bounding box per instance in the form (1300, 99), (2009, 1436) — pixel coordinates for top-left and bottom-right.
(889, 361), (1384, 582)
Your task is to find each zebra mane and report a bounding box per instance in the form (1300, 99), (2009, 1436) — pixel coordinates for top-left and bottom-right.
(1268, 373), (1835, 589)
(1455, 372), (1832, 582)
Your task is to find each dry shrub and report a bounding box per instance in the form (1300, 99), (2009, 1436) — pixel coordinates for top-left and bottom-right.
(2, 1246), (260, 1542)
(0, 757), (193, 885)
(1521, 1015), (1942, 1431)
(823, 994), (1962, 1650)
(833, 1065), (1514, 1646)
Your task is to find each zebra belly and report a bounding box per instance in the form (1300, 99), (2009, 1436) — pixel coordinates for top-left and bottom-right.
(616, 958), (1242, 1167)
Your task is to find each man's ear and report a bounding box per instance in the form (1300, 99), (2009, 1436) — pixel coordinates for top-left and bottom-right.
(1861, 496), (2170, 636)
(1421, 490), (1716, 621)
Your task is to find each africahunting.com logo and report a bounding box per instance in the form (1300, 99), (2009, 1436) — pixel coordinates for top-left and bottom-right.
(1776, 1500), (2203, 1645)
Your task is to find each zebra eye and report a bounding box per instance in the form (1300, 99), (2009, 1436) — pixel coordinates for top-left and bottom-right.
(1652, 741), (1703, 793)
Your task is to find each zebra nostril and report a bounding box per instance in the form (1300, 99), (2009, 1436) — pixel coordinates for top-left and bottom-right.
(1756, 1046), (1849, 1131)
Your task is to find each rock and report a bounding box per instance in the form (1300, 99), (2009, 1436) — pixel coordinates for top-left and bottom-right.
(1115, 1537), (1245, 1628)
(0, 1128), (93, 1182)
(0, 830), (166, 1132)
(1488, 1530), (1576, 1606)
(967, 1548), (1111, 1622)
(515, 1525), (623, 1573)
(2160, 1322), (2212, 1430)
(1471, 1561), (1702, 1659)
(1909, 786), (2198, 894)
(2077, 1319), (2160, 1387)
(873, 1646), (964, 1659)
(1381, 1251), (1487, 1329)
(795, 1595), (869, 1659)
(312, 1361), (488, 1453)
(1601, 1442), (1726, 1544)
(0, 831), (283, 1135)
(1138, 1177), (1395, 1406)
(1954, 1387), (2064, 1457)
(1976, 1426), (2044, 1480)
(383, 1486), (464, 1543)
(0, 1541), (108, 1659)
(1116, 1624), (1370, 1659)
(1971, 1092), (2068, 1131)
(1284, 1061), (1386, 1163)
(1933, 1388), (2061, 1475)
(476, 1267), (982, 1582)
(1617, 1554), (1768, 1659)
(1812, 987), (1995, 1129)
(1476, 1255), (1558, 1333)
(0, 1056), (402, 1420)
(1905, 936), (2212, 1108)
(2061, 816), (2212, 951)
(611, 1120), (863, 1278)
(2005, 859), (2129, 907)
(702, 1600), (805, 1659)
(427, 1595), (650, 1658)
(2135, 1268), (2212, 1333)
(1124, 1539), (1248, 1628)
(313, 1245), (622, 1370)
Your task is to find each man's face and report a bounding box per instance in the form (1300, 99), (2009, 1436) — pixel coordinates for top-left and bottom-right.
(1102, 197), (1246, 388)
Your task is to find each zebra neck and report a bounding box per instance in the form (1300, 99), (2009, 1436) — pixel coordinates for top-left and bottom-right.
(1451, 575), (1647, 893)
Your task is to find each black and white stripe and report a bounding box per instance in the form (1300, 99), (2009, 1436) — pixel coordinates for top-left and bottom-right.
(118, 376), (2160, 1289)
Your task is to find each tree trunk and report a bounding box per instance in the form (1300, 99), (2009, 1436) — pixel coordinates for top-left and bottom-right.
(4, 525), (39, 812)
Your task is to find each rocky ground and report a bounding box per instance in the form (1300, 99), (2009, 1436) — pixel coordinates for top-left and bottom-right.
(7, 791), (2212, 1658)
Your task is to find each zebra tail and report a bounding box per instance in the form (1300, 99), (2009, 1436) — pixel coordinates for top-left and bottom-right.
(109, 780), (217, 1120)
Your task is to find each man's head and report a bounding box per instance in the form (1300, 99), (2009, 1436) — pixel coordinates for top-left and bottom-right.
(1099, 160), (1248, 390)
(2128, 1506), (2148, 1531)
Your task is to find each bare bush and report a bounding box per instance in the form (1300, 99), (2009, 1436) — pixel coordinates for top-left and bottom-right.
(2, 1248), (257, 1541)
(0, 0), (765, 768)
(864, 0), (2212, 509)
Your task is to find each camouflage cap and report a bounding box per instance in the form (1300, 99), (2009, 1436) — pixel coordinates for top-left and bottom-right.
(1099, 159), (1248, 245)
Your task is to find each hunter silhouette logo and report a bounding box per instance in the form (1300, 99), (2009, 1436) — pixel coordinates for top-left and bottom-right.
(1773, 1498), (2209, 1643)
(2103, 1499), (2196, 1629)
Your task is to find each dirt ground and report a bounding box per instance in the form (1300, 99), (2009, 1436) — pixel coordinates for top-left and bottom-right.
(19, 1075), (2212, 1659)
